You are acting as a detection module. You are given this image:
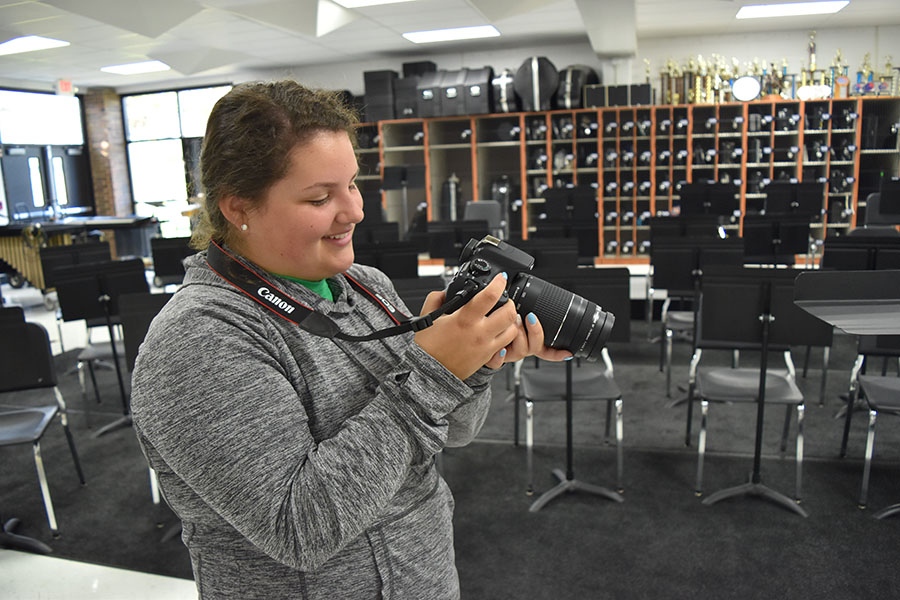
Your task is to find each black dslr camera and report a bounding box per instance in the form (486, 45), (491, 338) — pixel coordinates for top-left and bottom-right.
(445, 236), (614, 361)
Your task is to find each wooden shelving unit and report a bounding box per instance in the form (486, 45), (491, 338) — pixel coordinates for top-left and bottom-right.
(354, 96), (900, 263)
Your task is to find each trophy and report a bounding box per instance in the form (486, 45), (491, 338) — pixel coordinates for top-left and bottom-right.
(855, 53), (875, 95)
(877, 55), (893, 96)
(832, 48), (850, 98)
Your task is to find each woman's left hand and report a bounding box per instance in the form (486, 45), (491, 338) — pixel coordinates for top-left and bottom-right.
(483, 311), (572, 369)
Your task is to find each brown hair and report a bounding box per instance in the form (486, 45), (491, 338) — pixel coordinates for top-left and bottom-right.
(190, 80), (359, 249)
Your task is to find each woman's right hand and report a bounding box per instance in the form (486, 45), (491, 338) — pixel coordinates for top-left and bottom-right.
(414, 273), (519, 380)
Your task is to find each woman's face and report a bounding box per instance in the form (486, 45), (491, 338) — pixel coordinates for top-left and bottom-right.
(235, 129), (364, 281)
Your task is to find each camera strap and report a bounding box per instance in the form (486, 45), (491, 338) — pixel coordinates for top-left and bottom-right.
(206, 240), (467, 342)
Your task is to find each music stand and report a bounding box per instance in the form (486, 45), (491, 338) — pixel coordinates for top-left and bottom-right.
(698, 266), (813, 517)
(742, 215), (811, 265)
(53, 259), (149, 437)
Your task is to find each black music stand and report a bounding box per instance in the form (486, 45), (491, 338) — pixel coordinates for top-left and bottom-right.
(528, 359), (624, 512)
(698, 267), (812, 517)
(53, 259), (149, 437)
(742, 215), (811, 265)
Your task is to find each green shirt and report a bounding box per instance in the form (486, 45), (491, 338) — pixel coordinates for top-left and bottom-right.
(276, 273), (337, 301)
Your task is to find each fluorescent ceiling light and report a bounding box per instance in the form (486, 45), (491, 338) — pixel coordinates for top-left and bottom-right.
(403, 25), (500, 44)
(736, 1), (849, 19)
(100, 60), (171, 75)
(333, 0), (415, 7)
(0, 35), (69, 57)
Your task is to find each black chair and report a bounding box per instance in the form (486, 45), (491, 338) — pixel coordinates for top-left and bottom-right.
(150, 236), (196, 288)
(0, 322), (86, 538)
(52, 258), (149, 436)
(118, 291), (180, 540)
(39, 242), (113, 348)
(650, 237), (744, 398)
(689, 267), (821, 517)
(839, 335), (900, 458)
(511, 267), (630, 511)
(856, 374), (900, 519)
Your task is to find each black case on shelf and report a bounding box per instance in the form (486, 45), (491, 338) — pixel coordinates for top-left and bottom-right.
(363, 69), (398, 122)
(464, 66), (494, 115)
(554, 65), (600, 109)
(583, 84), (606, 107)
(402, 60), (437, 78)
(392, 77), (420, 119)
(417, 71), (444, 118)
(513, 56), (559, 112)
(491, 69), (519, 113)
(440, 69), (469, 116)
(630, 83), (653, 105)
(607, 85), (629, 106)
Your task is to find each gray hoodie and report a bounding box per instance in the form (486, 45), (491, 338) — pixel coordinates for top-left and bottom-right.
(130, 250), (493, 599)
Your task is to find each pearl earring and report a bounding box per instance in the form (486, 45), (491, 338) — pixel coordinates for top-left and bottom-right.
(241, 223), (248, 231)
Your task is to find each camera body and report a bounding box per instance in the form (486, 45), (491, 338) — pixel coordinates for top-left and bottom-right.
(444, 235), (615, 361)
(445, 235), (533, 309)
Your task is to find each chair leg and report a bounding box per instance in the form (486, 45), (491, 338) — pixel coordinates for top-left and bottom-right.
(665, 329), (674, 397)
(795, 404), (805, 503)
(525, 399), (534, 496)
(840, 355), (865, 458)
(859, 409), (878, 509)
(695, 400), (709, 496)
(150, 468), (162, 505)
(32, 441), (58, 536)
(615, 398), (624, 494)
(802, 345), (811, 378)
(513, 387), (520, 446)
(55, 388), (85, 485)
(604, 399), (612, 442)
(684, 381), (696, 447)
(659, 324), (667, 372)
(780, 404), (792, 454)
(86, 360), (101, 405)
(819, 347), (830, 407)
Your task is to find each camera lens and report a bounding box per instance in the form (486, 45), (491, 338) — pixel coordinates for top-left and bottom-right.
(509, 274), (615, 362)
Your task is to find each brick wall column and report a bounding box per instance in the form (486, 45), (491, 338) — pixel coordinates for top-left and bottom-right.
(82, 87), (131, 217)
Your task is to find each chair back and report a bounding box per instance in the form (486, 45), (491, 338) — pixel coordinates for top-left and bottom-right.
(0, 306), (25, 325)
(858, 335), (900, 357)
(463, 200), (502, 230)
(150, 237), (196, 286)
(698, 266), (828, 351)
(821, 236), (900, 270)
(0, 322), (56, 392)
(119, 292), (174, 372)
(52, 258), (150, 323)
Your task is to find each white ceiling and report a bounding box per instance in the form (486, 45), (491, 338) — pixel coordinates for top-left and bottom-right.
(1, 0), (899, 92)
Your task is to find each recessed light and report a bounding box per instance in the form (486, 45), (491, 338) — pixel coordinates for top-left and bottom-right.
(403, 25), (500, 44)
(333, 0), (416, 6)
(0, 35), (69, 57)
(100, 60), (171, 75)
(736, 1), (849, 19)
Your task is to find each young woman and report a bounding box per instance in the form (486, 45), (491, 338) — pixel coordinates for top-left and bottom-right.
(130, 80), (568, 599)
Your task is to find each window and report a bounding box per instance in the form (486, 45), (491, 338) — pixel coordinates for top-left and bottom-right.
(0, 90), (83, 145)
(122, 85), (231, 237)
